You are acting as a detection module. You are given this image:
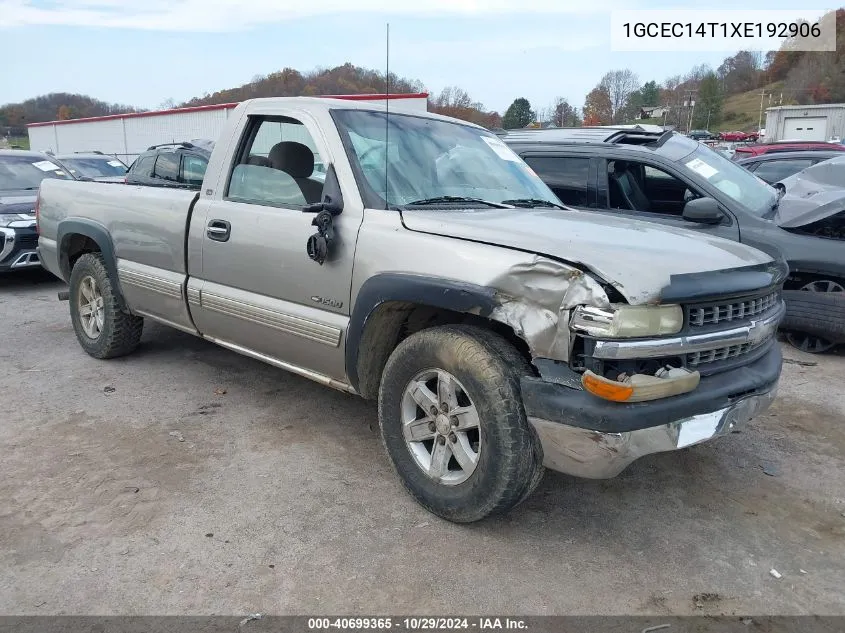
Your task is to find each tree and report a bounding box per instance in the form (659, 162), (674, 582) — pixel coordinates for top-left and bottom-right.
(639, 80), (660, 106)
(551, 97), (580, 127)
(56, 105), (72, 120)
(598, 69), (640, 123)
(502, 98), (534, 129)
(583, 87), (612, 125)
(717, 51), (762, 95)
(429, 86), (502, 128)
(693, 72), (723, 129)
(158, 98), (177, 110)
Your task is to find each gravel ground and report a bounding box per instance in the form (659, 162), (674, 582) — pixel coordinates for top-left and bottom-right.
(1, 269), (844, 616)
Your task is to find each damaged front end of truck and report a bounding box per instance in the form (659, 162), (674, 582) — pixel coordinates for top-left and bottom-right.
(481, 253), (787, 479)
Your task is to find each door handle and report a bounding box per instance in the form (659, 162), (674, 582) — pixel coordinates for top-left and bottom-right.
(207, 219), (231, 242)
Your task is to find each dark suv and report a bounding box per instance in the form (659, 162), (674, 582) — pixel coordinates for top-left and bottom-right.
(502, 125), (845, 353)
(125, 141), (212, 189)
(1, 149), (74, 273)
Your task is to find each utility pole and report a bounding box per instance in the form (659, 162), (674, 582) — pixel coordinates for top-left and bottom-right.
(757, 89), (769, 133)
(706, 109), (712, 130)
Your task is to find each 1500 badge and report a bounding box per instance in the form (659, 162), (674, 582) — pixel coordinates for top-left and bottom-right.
(311, 296), (343, 309)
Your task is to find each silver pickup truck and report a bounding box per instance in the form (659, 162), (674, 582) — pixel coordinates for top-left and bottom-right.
(37, 97), (787, 522)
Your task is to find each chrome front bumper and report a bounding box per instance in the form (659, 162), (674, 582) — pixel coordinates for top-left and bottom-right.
(528, 386), (778, 479)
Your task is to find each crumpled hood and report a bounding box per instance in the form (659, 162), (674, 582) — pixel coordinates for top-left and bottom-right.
(400, 207), (772, 304)
(776, 178), (845, 228)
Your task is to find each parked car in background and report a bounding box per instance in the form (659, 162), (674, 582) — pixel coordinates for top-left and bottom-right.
(502, 126), (845, 353)
(51, 152), (128, 182)
(125, 140), (212, 189)
(1, 149), (74, 273)
(37, 98), (786, 522)
(732, 140), (845, 160)
(718, 131), (758, 142)
(735, 150), (844, 185)
(688, 129), (715, 140)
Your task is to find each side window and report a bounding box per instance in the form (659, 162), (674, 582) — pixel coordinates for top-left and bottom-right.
(608, 160), (700, 216)
(132, 155), (155, 178)
(181, 154), (207, 187)
(226, 115), (323, 207)
(752, 159), (814, 184)
(152, 152), (179, 182)
(522, 156), (590, 207)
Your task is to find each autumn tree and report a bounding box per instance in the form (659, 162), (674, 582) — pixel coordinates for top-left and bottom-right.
(717, 51), (762, 94)
(583, 87), (612, 125)
(429, 86), (502, 128)
(597, 69), (639, 123)
(550, 97), (580, 127)
(502, 98), (535, 129)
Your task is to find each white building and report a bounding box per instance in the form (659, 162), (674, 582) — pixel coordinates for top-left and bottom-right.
(763, 103), (845, 142)
(27, 93), (429, 165)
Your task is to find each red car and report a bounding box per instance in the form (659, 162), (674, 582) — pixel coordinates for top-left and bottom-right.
(718, 130), (758, 142)
(732, 140), (845, 159)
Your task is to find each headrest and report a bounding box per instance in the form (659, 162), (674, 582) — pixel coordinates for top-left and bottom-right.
(247, 154), (272, 167)
(268, 142), (314, 179)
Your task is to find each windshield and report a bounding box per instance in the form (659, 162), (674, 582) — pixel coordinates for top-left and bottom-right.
(0, 155), (72, 190)
(58, 156), (127, 178)
(679, 144), (777, 216)
(332, 109), (560, 208)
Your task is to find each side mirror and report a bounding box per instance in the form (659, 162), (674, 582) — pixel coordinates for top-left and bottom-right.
(682, 196), (724, 225)
(302, 163), (343, 215)
(304, 163), (343, 265)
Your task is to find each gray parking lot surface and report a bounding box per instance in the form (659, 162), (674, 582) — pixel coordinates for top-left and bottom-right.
(1, 270), (844, 615)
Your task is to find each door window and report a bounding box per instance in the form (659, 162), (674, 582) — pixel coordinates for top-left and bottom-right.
(181, 154), (208, 187)
(750, 158), (814, 184)
(522, 156), (590, 207)
(226, 116), (324, 207)
(152, 152), (179, 182)
(132, 155), (156, 178)
(608, 160), (701, 216)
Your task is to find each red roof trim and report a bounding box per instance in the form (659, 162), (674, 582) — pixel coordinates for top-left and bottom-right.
(26, 93), (430, 128)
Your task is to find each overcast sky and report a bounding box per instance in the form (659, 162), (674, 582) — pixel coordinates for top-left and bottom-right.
(0, 0), (832, 114)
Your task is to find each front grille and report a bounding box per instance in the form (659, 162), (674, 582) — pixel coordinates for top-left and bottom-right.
(16, 233), (38, 249)
(686, 338), (772, 367)
(688, 291), (779, 327)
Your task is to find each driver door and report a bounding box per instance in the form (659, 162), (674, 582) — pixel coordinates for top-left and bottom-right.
(187, 112), (362, 383)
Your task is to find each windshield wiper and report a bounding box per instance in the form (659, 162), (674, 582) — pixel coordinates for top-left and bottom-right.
(501, 198), (566, 209)
(404, 196), (511, 209)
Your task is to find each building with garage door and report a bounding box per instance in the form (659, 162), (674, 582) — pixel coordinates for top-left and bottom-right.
(763, 103), (845, 142)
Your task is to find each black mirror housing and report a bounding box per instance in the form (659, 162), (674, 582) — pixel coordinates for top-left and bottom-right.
(683, 196), (724, 225)
(303, 163), (344, 215)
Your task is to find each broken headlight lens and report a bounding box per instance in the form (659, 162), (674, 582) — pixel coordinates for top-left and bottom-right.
(570, 304), (683, 338)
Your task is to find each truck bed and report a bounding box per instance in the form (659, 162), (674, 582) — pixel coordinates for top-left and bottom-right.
(38, 180), (199, 277)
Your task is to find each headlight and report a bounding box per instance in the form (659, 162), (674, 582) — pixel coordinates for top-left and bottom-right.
(570, 304), (683, 338)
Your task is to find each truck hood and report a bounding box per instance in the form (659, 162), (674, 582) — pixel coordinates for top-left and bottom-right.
(0, 190), (37, 212)
(400, 207), (772, 303)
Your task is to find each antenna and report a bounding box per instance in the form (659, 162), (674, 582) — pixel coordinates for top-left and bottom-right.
(384, 22), (390, 210)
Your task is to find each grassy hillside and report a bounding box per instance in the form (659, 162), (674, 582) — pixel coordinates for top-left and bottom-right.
(719, 82), (788, 132)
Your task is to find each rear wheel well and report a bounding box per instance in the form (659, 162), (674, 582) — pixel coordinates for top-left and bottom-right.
(62, 234), (101, 277)
(355, 301), (534, 400)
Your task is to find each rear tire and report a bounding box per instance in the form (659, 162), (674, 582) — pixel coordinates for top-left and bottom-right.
(69, 253), (144, 359)
(378, 325), (544, 523)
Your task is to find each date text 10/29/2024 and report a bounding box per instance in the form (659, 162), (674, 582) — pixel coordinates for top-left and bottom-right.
(307, 618), (528, 631)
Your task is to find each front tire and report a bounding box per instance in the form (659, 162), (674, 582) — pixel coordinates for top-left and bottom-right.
(69, 253), (144, 359)
(378, 325), (543, 523)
